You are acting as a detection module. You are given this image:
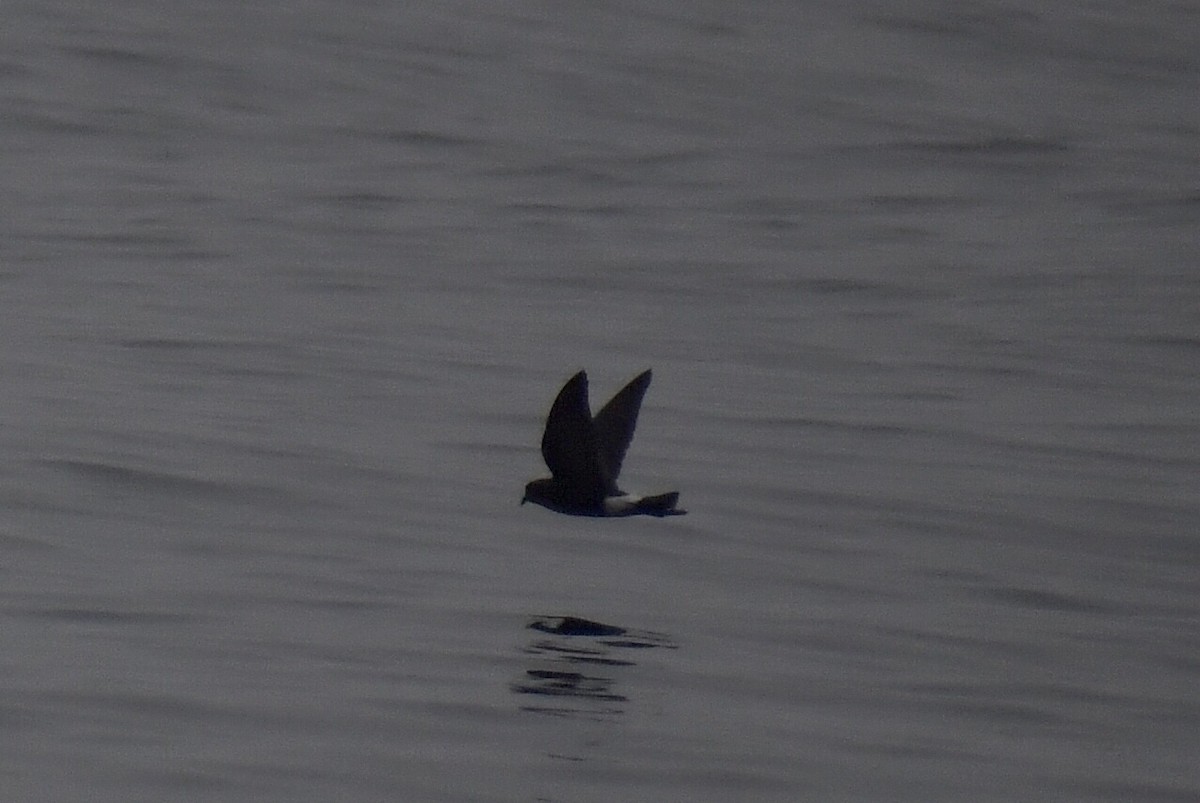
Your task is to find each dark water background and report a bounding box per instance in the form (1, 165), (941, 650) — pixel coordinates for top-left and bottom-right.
(2, 1), (1198, 800)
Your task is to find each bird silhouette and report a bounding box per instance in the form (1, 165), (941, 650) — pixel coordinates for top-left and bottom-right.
(522, 370), (685, 517)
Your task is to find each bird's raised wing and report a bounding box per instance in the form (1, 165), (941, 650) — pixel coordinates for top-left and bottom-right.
(540, 371), (607, 501)
(593, 369), (652, 492)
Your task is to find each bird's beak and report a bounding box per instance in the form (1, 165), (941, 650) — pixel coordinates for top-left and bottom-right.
(520, 494), (527, 506)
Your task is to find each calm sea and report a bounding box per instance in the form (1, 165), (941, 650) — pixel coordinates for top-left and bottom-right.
(2, 1), (1197, 801)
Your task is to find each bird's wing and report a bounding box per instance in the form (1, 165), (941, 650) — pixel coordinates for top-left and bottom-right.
(541, 371), (607, 499)
(593, 369), (652, 491)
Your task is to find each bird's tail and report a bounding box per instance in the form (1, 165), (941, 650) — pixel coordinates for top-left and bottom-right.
(636, 492), (685, 517)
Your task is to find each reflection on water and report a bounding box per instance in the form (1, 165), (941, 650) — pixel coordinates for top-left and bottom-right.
(513, 616), (678, 719)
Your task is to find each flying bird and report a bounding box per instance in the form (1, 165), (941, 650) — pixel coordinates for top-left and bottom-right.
(522, 370), (685, 517)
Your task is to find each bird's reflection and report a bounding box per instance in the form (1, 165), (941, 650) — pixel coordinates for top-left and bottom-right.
(513, 615), (677, 719)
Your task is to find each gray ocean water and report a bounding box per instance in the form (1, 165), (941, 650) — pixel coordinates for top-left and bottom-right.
(2, 1), (1198, 801)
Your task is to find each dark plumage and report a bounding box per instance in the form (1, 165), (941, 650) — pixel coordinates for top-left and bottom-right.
(521, 370), (685, 517)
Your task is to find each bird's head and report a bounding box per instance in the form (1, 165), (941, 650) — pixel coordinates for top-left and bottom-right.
(521, 478), (552, 507)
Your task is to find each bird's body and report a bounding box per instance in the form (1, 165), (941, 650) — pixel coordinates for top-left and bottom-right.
(522, 370), (685, 518)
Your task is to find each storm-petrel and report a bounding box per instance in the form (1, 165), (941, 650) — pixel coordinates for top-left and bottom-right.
(522, 370), (685, 517)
